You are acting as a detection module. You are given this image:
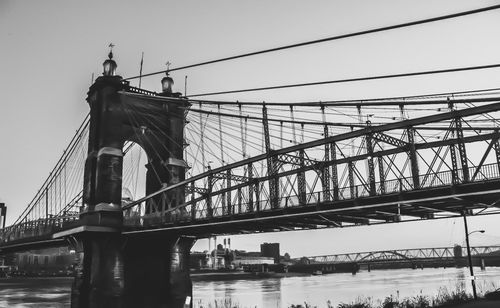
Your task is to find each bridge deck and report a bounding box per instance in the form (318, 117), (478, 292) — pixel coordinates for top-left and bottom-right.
(122, 177), (500, 237)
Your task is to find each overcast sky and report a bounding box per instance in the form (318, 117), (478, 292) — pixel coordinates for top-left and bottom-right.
(1, 0), (500, 257)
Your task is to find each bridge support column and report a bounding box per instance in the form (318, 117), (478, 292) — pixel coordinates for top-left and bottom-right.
(351, 263), (359, 275)
(71, 238), (89, 308)
(71, 232), (125, 308)
(123, 235), (195, 308)
(70, 233), (195, 308)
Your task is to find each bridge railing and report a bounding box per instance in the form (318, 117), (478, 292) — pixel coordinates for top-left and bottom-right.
(0, 215), (79, 245)
(329, 162), (499, 201)
(273, 162), (498, 210)
(123, 159), (500, 228)
(122, 100), (500, 228)
(124, 158), (500, 227)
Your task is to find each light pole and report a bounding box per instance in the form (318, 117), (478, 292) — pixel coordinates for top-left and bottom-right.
(462, 211), (485, 300)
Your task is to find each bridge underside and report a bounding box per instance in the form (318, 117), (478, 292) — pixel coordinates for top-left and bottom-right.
(0, 236), (66, 254)
(3, 179), (499, 254)
(123, 179), (500, 237)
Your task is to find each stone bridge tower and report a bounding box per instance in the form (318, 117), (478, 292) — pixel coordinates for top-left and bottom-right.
(71, 52), (194, 308)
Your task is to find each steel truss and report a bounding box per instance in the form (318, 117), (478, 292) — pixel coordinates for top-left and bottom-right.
(122, 101), (500, 235)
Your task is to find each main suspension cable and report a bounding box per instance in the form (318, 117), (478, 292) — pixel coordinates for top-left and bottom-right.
(123, 4), (500, 81)
(188, 87), (500, 106)
(188, 63), (500, 97)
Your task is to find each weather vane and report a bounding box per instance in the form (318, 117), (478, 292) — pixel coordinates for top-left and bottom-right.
(108, 43), (115, 59)
(165, 61), (171, 74)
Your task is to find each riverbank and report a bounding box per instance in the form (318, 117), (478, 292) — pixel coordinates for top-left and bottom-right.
(0, 267), (497, 307)
(193, 267), (500, 307)
(195, 288), (500, 308)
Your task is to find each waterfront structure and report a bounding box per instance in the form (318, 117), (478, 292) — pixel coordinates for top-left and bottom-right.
(15, 247), (74, 275)
(192, 244), (278, 269)
(0, 203), (6, 229)
(261, 242), (280, 264)
(234, 256), (275, 266)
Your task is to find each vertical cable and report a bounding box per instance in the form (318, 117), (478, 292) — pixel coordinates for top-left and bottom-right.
(199, 102), (206, 173)
(290, 105), (297, 144)
(218, 104), (225, 165)
(238, 103), (246, 159)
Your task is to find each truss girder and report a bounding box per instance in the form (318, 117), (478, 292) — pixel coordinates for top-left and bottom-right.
(407, 127), (420, 189)
(185, 185), (208, 195)
(494, 130), (500, 176)
(331, 142), (339, 200)
(372, 132), (408, 148)
(366, 134), (376, 195)
(212, 172), (248, 183)
(276, 153), (320, 168)
(111, 102), (500, 232)
(322, 117), (331, 202)
(455, 117), (470, 182)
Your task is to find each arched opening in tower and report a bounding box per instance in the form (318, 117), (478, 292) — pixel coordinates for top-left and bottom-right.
(122, 141), (148, 217)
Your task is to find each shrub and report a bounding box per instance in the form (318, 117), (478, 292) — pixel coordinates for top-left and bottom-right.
(196, 298), (245, 308)
(381, 296), (399, 308)
(289, 303), (317, 308)
(399, 295), (431, 308)
(432, 284), (472, 307)
(337, 296), (374, 308)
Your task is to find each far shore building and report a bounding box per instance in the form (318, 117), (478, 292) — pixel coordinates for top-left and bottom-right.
(14, 247), (75, 275)
(189, 243), (278, 270)
(233, 256), (275, 267)
(260, 242), (280, 264)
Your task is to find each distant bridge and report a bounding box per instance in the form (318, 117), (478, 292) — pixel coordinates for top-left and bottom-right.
(306, 245), (500, 264)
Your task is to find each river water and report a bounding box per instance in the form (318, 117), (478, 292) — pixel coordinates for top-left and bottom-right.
(1, 267), (499, 307)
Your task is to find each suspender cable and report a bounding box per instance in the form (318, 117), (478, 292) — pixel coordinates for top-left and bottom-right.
(290, 106), (297, 144)
(199, 102), (206, 173)
(218, 104), (225, 165)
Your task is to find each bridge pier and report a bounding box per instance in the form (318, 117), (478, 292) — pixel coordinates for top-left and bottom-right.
(70, 231), (125, 308)
(351, 263), (359, 275)
(88, 233), (125, 307)
(70, 232), (195, 308)
(124, 235), (195, 308)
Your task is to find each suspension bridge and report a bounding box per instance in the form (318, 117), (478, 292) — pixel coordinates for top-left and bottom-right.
(3, 84), (500, 251)
(2, 5), (500, 307)
(2, 61), (500, 306)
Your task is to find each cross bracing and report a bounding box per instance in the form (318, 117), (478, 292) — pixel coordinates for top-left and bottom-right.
(119, 88), (500, 236)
